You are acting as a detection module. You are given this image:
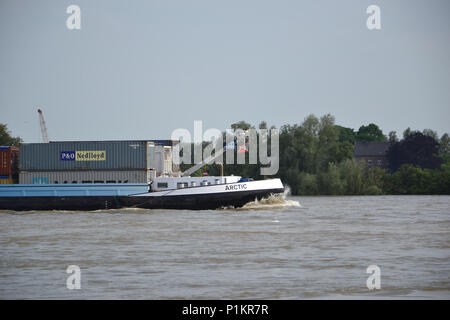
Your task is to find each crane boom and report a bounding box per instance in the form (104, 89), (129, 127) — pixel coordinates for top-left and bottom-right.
(37, 109), (49, 143)
(181, 148), (225, 177)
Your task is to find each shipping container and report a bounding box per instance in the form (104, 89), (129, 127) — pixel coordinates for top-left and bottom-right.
(151, 141), (180, 175)
(0, 176), (14, 184)
(0, 146), (19, 182)
(151, 140), (178, 147)
(19, 170), (151, 184)
(19, 141), (156, 171)
(154, 145), (173, 177)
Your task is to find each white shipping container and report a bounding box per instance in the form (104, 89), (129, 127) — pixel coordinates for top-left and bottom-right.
(154, 146), (174, 177)
(19, 170), (151, 184)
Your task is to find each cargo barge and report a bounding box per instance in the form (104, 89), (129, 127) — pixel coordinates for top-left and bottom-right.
(0, 178), (284, 211)
(0, 140), (284, 211)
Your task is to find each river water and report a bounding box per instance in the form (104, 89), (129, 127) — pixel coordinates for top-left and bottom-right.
(0, 195), (449, 299)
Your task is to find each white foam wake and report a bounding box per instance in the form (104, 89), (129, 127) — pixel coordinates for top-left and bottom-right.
(238, 186), (301, 210)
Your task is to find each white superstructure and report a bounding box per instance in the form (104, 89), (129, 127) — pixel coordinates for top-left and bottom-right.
(134, 178), (284, 198)
(151, 175), (242, 192)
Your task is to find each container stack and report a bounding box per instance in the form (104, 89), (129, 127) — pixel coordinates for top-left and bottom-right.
(0, 146), (19, 184)
(18, 140), (180, 184)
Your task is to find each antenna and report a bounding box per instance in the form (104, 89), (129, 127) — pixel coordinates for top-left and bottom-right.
(37, 109), (49, 143)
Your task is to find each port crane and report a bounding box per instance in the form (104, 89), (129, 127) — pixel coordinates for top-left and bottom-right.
(37, 109), (49, 143)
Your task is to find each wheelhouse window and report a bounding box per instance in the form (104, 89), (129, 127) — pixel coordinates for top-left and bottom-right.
(157, 182), (168, 188)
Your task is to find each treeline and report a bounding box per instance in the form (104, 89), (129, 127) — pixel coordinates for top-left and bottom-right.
(383, 163), (450, 195)
(182, 114), (449, 195)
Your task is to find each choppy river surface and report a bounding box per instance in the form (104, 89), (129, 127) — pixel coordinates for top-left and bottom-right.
(0, 195), (449, 299)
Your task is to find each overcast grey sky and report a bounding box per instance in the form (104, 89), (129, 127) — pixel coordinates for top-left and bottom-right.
(1, 0), (449, 143)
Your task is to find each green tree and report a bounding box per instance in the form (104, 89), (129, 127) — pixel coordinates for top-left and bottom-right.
(318, 162), (346, 195)
(0, 124), (22, 146)
(258, 121), (268, 130)
(383, 163), (449, 195)
(316, 114), (339, 171)
(356, 123), (386, 142)
(315, 115), (354, 171)
(422, 129), (438, 141)
(363, 166), (385, 195)
(337, 126), (356, 144)
(403, 127), (419, 139)
(439, 133), (450, 162)
(231, 121), (252, 131)
(388, 131), (398, 143)
(339, 159), (364, 195)
(297, 172), (318, 195)
(387, 132), (443, 172)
